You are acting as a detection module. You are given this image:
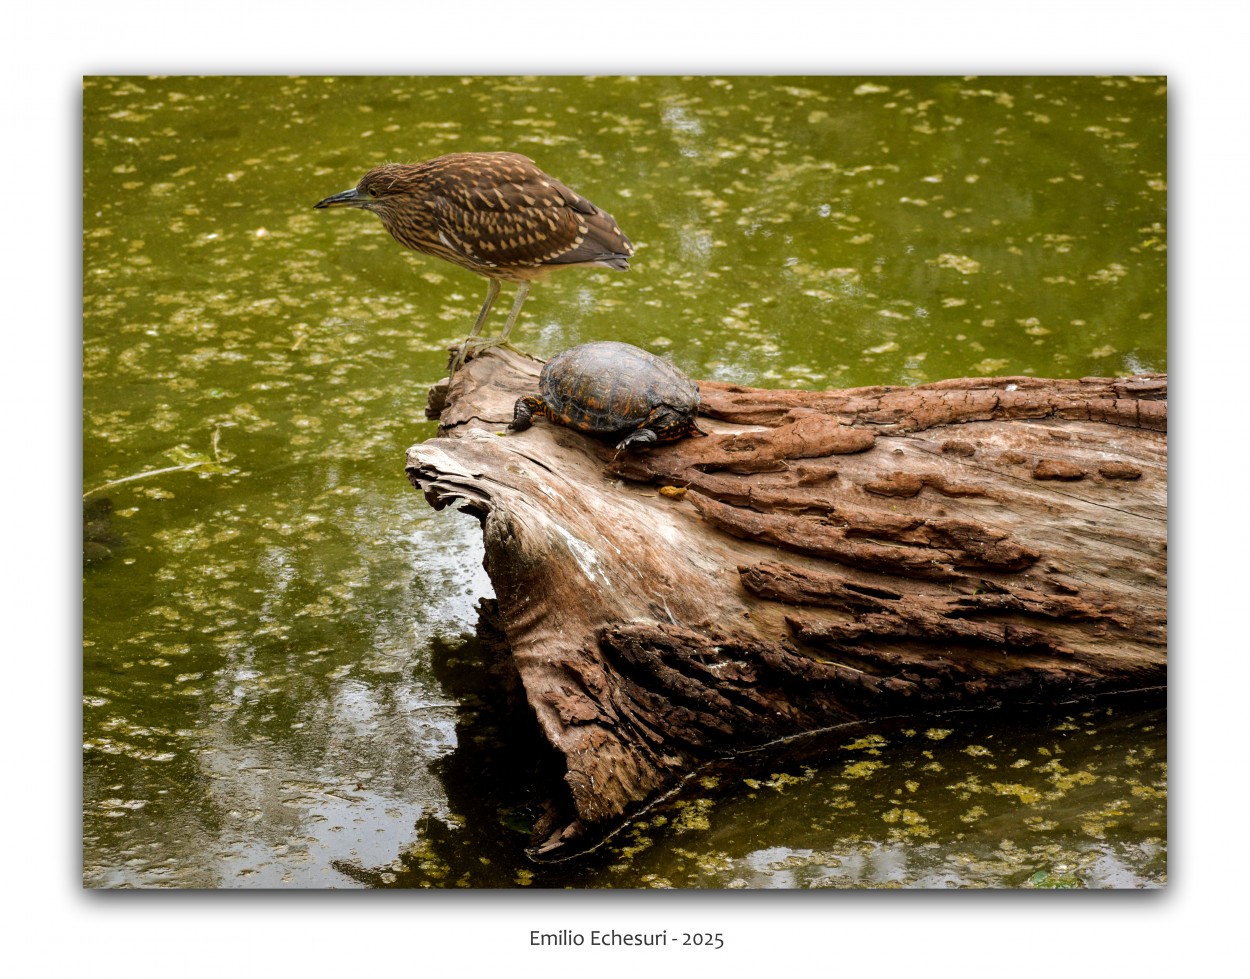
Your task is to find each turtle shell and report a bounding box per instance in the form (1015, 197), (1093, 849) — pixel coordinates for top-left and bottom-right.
(539, 341), (700, 437)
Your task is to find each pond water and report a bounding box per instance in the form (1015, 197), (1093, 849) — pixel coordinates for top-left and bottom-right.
(82, 75), (1167, 888)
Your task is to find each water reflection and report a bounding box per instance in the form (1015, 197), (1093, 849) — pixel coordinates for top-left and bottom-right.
(83, 75), (1166, 888)
(340, 695), (1164, 889)
(626, 701), (1168, 889)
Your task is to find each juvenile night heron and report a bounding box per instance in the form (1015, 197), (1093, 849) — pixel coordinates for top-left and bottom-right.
(314, 152), (634, 368)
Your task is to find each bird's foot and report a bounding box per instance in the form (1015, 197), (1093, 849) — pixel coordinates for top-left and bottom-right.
(449, 336), (520, 374)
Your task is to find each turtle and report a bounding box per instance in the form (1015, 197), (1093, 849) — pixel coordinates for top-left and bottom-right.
(507, 341), (708, 451)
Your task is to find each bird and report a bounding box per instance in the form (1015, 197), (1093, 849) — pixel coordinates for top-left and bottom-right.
(314, 152), (634, 369)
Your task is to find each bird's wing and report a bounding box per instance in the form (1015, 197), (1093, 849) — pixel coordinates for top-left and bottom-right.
(425, 194), (588, 269)
(424, 162), (632, 270)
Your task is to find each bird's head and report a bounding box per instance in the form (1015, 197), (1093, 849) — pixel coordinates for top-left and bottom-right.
(313, 165), (413, 212)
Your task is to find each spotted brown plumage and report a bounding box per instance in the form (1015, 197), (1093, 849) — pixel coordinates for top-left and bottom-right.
(508, 341), (707, 451)
(314, 152), (633, 368)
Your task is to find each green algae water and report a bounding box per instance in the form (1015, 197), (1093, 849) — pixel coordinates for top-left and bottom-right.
(82, 75), (1166, 888)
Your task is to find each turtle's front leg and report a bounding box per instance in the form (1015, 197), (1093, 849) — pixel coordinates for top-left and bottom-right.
(614, 427), (658, 452)
(617, 405), (691, 450)
(508, 395), (547, 434)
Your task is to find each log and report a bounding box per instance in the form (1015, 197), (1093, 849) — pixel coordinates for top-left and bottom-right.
(406, 347), (1167, 859)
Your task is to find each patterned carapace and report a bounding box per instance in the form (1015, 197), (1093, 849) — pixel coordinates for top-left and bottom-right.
(508, 341), (707, 452)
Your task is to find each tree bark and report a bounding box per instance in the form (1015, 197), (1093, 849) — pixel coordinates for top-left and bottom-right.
(407, 347), (1167, 859)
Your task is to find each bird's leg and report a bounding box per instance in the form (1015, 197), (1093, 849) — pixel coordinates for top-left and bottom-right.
(453, 281), (530, 372)
(469, 278), (502, 338)
(497, 281), (531, 344)
(451, 279), (502, 372)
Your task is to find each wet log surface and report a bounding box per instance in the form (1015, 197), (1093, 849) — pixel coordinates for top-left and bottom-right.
(406, 347), (1167, 860)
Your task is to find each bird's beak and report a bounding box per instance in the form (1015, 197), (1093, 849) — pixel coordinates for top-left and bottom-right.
(313, 188), (365, 209)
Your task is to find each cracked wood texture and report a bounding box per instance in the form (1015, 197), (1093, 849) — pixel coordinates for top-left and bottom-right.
(406, 347), (1167, 859)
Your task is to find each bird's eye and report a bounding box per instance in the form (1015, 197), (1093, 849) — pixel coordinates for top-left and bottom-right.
(368, 187), (380, 198)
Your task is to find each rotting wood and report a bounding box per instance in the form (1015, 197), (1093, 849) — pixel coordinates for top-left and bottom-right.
(407, 347), (1167, 859)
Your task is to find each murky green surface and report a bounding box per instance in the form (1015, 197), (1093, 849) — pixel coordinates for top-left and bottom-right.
(83, 75), (1166, 888)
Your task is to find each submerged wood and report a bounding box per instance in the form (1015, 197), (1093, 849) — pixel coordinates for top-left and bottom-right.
(407, 347), (1167, 859)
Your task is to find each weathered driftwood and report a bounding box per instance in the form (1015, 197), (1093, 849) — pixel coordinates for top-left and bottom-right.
(407, 347), (1167, 859)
